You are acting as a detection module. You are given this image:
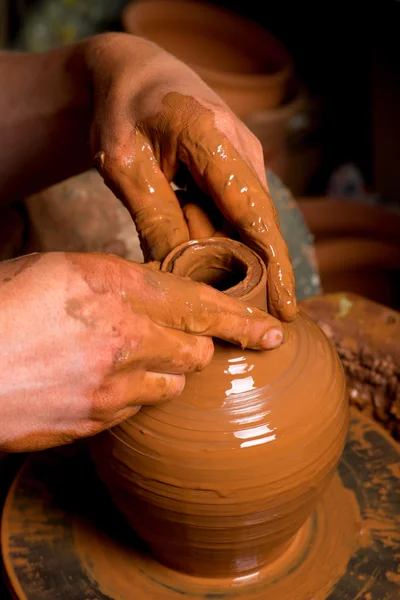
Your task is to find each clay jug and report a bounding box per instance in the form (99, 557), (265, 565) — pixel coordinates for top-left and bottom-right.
(89, 238), (348, 578)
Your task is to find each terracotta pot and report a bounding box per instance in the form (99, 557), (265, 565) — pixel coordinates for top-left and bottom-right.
(243, 84), (305, 181)
(244, 88), (323, 195)
(298, 198), (400, 242)
(298, 199), (400, 308)
(89, 238), (348, 578)
(122, 0), (293, 118)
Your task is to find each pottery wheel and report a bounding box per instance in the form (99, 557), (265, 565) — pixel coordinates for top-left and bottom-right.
(2, 412), (400, 600)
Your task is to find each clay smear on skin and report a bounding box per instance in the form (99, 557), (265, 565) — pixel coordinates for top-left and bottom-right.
(96, 92), (295, 320)
(89, 239), (351, 595)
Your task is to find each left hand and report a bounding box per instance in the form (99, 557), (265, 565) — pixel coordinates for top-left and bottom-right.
(83, 33), (296, 322)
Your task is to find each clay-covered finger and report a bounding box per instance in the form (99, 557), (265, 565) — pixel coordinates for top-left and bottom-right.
(125, 370), (185, 407)
(117, 317), (214, 375)
(93, 131), (189, 262)
(138, 371), (185, 405)
(137, 268), (284, 350)
(182, 203), (230, 240)
(143, 324), (214, 374)
(96, 369), (186, 421)
(189, 156), (295, 321)
(180, 121), (296, 321)
(183, 203), (217, 238)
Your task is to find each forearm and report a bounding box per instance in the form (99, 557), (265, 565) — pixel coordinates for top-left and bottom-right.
(0, 42), (93, 203)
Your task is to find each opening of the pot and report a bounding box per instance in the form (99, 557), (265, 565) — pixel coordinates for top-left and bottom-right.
(184, 252), (248, 292)
(161, 238), (267, 310)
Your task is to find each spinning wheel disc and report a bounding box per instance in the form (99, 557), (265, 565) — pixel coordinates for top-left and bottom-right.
(2, 414), (400, 599)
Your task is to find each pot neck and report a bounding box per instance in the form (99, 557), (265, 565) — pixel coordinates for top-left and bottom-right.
(161, 238), (267, 312)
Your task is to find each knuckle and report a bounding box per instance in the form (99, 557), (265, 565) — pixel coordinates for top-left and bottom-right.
(196, 336), (214, 369)
(90, 380), (121, 424)
(213, 108), (238, 133)
(94, 147), (132, 192)
(250, 133), (263, 157)
(79, 420), (104, 439)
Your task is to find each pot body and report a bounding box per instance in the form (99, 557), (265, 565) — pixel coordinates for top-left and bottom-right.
(90, 307), (348, 577)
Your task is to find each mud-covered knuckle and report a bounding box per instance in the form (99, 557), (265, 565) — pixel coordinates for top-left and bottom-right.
(94, 146), (134, 202)
(140, 267), (167, 304)
(133, 205), (172, 243)
(176, 335), (214, 372)
(95, 148), (124, 180)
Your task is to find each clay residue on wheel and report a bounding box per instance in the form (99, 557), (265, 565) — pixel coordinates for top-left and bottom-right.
(73, 474), (362, 600)
(300, 292), (400, 440)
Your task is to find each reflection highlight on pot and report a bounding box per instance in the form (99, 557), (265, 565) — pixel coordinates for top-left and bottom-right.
(224, 355), (256, 397)
(234, 423), (277, 448)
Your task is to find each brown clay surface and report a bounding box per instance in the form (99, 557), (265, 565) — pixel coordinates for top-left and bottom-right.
(2, 412), (400, 599)
(73, 473), (360, 600)
(89, 239), (348, 578)
(300, 292), (400, 441)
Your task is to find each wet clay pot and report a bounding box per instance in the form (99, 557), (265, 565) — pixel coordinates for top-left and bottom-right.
(122, 0), (293, 118)
(89, 238), (348, 578)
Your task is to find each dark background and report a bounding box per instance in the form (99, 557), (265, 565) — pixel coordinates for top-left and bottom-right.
(3, 0), (399, 201)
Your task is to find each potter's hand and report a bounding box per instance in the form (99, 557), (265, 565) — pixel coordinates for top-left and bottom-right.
(0, 252), (282, 452)
(84, 33), (296, 322)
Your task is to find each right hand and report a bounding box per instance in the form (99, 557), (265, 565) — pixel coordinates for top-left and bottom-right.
(84, 33), (296, 321)
(0, 252), (283, 453)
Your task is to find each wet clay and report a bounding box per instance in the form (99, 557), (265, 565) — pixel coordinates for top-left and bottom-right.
(162, 238), (268, 310)
(95, 91), (296, 321)
(89, 239), (348, 579)
(74, 474), (360, 600)
(3, 410), (400, 600)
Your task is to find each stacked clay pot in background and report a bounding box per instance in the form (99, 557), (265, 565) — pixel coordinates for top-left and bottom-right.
(122, 0), (322, 195)
(298, 198), (400, 310)
(89, 238), (349, 578)
(244, 87), (324, 196)
(122, 0), (293, 118)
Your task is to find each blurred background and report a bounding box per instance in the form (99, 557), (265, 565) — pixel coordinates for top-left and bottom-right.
(1, 0), (399, 309)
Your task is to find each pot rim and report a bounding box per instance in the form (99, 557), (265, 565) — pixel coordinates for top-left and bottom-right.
(160, 237), (268, 310)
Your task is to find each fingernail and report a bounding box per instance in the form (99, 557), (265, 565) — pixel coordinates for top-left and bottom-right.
(261, 328), (283, 349)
